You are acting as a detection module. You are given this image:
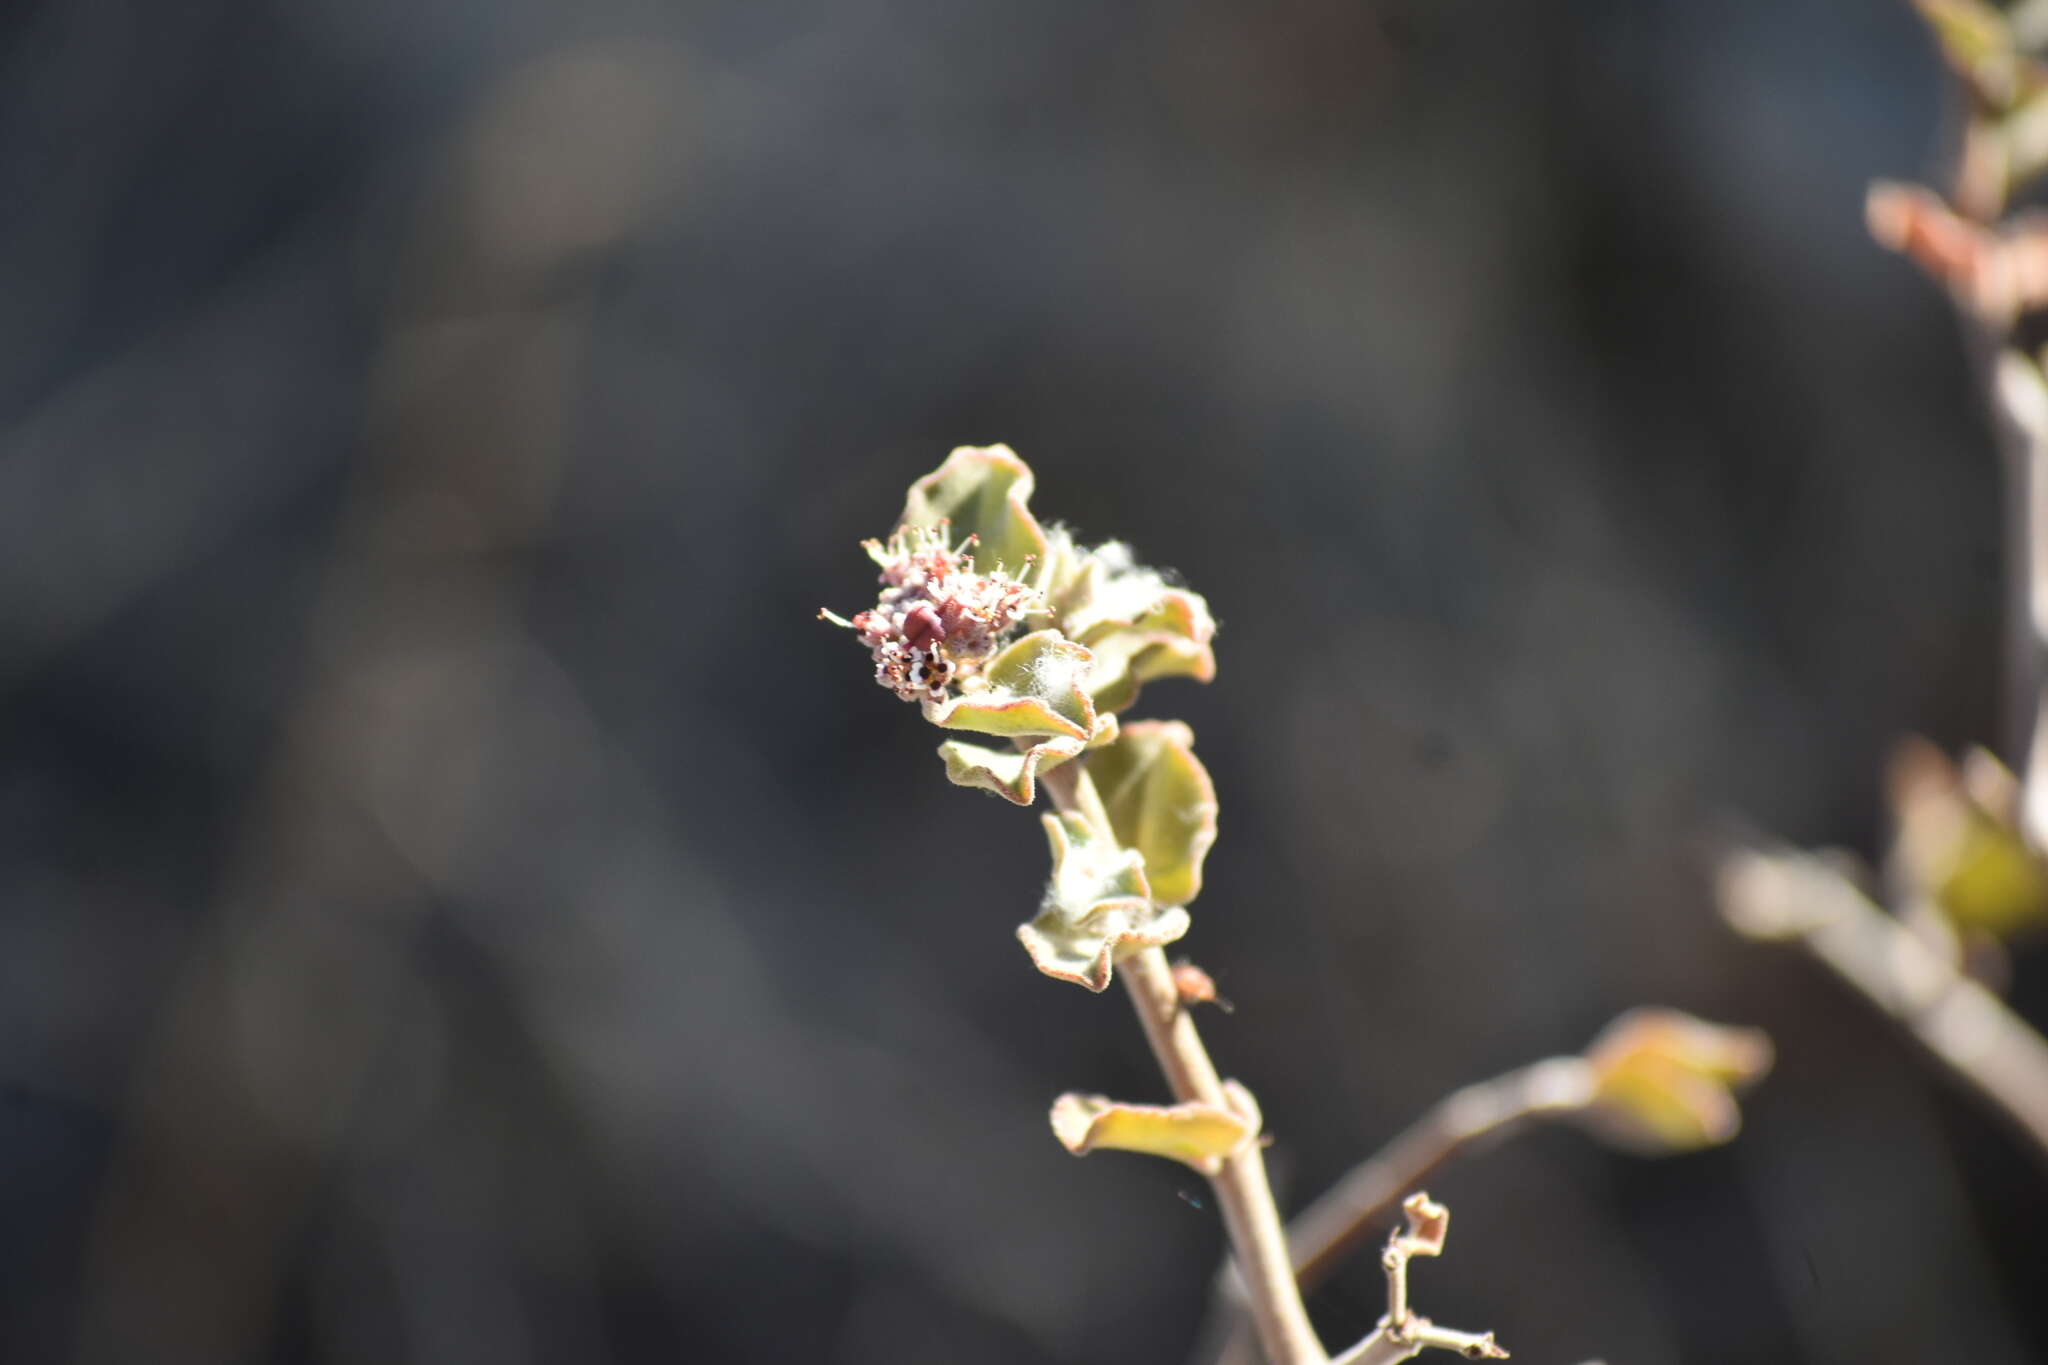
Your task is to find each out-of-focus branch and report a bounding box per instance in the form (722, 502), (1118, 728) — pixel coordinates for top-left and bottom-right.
(1283, 1058), (1597, 1294)
(1993, 353), (2048, 854)
(1328, 1194), (1508, 1365)
(1718, 842), (2048, 1164)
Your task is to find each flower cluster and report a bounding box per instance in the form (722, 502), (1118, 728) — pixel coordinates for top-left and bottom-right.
(844, 522), (1038, 703)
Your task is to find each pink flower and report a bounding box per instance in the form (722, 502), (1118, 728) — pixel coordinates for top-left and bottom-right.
(828, 522), (1039, 703)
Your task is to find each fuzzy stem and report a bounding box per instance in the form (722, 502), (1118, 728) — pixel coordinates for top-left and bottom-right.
(1039, 760), (1329, 1365)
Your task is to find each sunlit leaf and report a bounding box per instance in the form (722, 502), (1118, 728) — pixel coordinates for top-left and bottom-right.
(1045, 541), (1217, 712)
(1049, 1080), (1261, 1174)
(938, 735), (1084, 805)
(1890, 735), (2048, 938)
(1017, 812), (1187, 991)
(898, 445), (1049, 580)
(1085, 720), (1219, 908)
(1580, 1009), (1773, 1154)
(921, 630), (1097, 741)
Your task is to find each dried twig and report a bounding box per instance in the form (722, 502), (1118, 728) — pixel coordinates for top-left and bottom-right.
(1329, 1194), (1509, 1365)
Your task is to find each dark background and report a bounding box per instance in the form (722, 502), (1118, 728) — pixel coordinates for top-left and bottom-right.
(2, 1), (2042, 1362)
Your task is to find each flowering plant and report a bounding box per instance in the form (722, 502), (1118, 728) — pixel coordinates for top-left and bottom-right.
(825, 447), (1770, 1365)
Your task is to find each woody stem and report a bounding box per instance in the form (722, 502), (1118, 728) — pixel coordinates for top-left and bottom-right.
(1039, 760), (1328, 1365)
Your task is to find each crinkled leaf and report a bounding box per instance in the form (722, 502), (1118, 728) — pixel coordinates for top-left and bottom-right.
(1049, 1081), (1261, 1174)
(1050, 541), (1164, 637)
(1028, 524), (1085, 601)
(1044, 542), (1217, 711)
(1017, 811), (1186, 991)
(921, 630), (1096, 741)
(1581, 1009), (1773, 1155)
(1040, 810), (1150, 912)
(1083, 591), (1218, 713)
(898, 445), (1048, 579)
(1086, 720), (1219, 908)
(938, 735), (1084, 805)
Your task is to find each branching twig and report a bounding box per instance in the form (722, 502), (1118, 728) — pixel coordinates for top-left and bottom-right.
(1329, 1194), (1509, 1365)
(1284, 1058), (1597, 1291)
(1719, 842), (2048, 1164)
(1202, 1059), (1593, 1365)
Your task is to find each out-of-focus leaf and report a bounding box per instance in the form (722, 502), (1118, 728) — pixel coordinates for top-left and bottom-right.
(1049, 1081), (1261, 1174)
(1017, 811), (1187, 990)
(921, 629), (1096, 741)
(898, 445), (1048, 579)
(1580, 1009), (1773, 1155)
(1915, 0), (2011, 71)
(1890, 735), (2048, 938)
(1085, 720), (1218, 908)
(1912, 0), (2043, 110)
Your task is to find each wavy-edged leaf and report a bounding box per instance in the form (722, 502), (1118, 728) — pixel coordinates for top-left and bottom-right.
(1083, 590), (1218, 713)
(938, 735), (1084, 805)
(1049, 1081), (1261, 1174)
(1045, 542), (1216, 712)
(1086, 720), (1218, 908)
(1017, 811), (1186, 990)
(921, 630), (1096, 741)
(898, 445), (1048, 578)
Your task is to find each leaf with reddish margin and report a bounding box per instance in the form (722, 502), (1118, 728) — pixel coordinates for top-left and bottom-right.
(920, 630), (1096, 741)
(938, 736), (1084, 805)
(939, 715), (1118, 806)
(898, 445), (1048, 580)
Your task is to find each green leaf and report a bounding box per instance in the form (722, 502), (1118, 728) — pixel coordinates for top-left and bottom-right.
(1044, 542), (1216, 712)
(937, 735), (1084, 805)
(1082, 590), (1218, 713)
(947, 712), (1121, 807)
(921, 630), (1097, 741)
(1910, 0), (2045, 111)
(1049, 1081), (1261, 1175)
(1580, 1009), (1773, 1155)
(1086, 721), (1219, 908)
(1016, 812), (1187, 990)
(898, 445), (1048, 579)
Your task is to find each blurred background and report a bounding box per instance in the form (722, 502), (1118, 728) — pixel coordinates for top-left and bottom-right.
(2, 1), (2042, 1362)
